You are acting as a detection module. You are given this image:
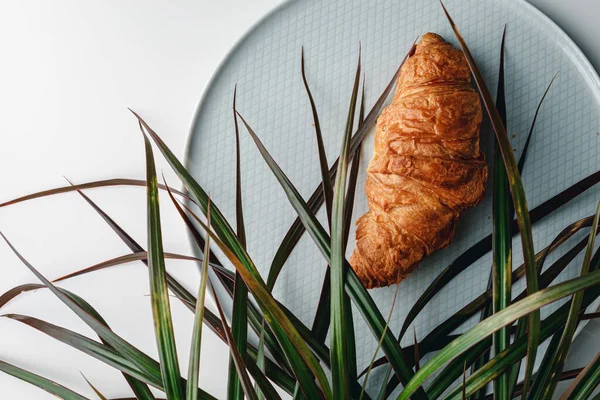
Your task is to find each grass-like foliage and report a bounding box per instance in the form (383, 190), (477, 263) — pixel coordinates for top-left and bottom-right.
(0, 3), (598, 400)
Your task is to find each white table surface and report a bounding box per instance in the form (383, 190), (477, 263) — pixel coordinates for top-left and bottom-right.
(0, 1), (598, 398)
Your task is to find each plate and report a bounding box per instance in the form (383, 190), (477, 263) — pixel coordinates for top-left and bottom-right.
(186, 0), (600, 393)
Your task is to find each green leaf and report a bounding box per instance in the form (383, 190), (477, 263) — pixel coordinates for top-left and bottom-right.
(330, 46), (361, 400)
(53, 252), (205, 283)
(0, 178), (191, 208)
(0, 360), (90, 400)
(237, 113), (426, 400)
(396, 268), (600, 400)
(559, 352), (600, 400)
(209, 276), (261, 400)
(187, 202), (212, 400)
(266, 41), (417, 291)
(361, 281), (400, 400)
(516, 71), (558, 174)
(255, 319), (267, 400)
(490, 25), (511, 400)
(441, 6), (540, 395)
(142, 132), (185, 399)
(530, 200), (600, 398)
(131, 111), (330, 399)
(81, 373), (109, 400)
(229, 86), (249, 400)
(301, 46), (333, 227)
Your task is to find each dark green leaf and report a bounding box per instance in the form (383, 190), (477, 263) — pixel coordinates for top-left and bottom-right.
(209, 277), (261, 400)
(361, 280), (400, 400)
(301, 46), (333, 227)
(255, 319), (267, 400)
(53, 252), (208, 283)
(143, 132), (185, 399)
(0, 178), (191, 208)
(490, 25), (511, 400)
(0, 360), (90, 400)
(187, 202), (212, 400)
(330, 48), (361, 399)
(516, 71), (558, 173)
(229, 86), (249, 400)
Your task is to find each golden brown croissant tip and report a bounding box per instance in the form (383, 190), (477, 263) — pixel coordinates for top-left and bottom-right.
(417, 32), (446, 48)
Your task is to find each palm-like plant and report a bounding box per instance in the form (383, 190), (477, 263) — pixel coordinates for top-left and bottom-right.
(1, 4), (599, 400)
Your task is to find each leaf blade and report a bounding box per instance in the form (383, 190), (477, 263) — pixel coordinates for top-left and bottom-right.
(0, 360), (90, 400)
(142, 132), (184, 399)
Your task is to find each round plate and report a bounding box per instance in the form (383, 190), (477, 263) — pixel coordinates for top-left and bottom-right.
(186, 0), (600, 393)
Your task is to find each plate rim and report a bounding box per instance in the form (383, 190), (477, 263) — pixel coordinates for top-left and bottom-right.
(183, 0), (600, 339)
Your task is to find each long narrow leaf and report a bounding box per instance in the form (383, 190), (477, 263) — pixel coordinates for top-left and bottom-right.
(53, 252), (207, 283)
(506, 71), (558, 399)
(0, 178), (191, 208)
(209, 278), (261, 400)
(0, 360), (90, 400)
(490, 26), (511, 400)
(301, 47), (333, 227)
(229, 86), (249, 400)
(187, 203), (212, 400)
(143, 132), (184, 399)
(361, 279), (401, 400)
(330, 47), (361, 399)
(396, 269), (600, 400)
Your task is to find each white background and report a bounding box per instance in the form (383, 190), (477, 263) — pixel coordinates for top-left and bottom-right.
(0, 1), (598, 398)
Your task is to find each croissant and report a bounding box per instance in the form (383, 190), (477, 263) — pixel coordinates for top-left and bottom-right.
(349, 33), (488, 289)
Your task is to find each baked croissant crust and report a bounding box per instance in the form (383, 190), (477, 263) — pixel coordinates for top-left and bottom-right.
(349, 33), (487, 289)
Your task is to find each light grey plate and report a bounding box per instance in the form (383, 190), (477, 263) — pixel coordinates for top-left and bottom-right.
(186, 0), (600, 394)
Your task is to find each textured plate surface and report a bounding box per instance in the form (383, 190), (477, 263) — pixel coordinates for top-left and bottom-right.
(186, 0), (600, 393)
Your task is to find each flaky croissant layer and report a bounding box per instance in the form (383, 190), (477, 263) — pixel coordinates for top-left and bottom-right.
(350, 33), (488, 289)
